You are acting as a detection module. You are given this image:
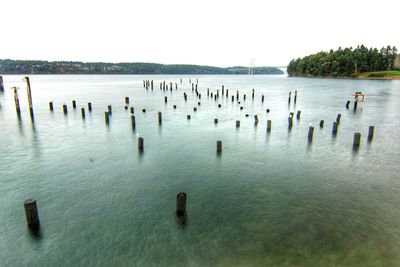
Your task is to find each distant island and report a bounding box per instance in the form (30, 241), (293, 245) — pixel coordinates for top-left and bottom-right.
(287, 45), (400, 79)
(0, 59), (284, 75)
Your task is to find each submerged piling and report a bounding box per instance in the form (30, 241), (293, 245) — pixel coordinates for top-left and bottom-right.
(294, 90), (297, 104)
(72, 100), (76, 109)
(332, 121), (338, 135)
(176, 192), (187, 216)
(236, 120), (240, 127)
(320, 120), (324, 128)
(63, 103), (68, 114)
(336, 114), (341, 124)
(296, 110), (301, 119)
(105, 111), (110, 124)
(346, 100), (350, 109)
(49, 101), (54, 112)
(288, 116), (293, 129)
(131, 115), (136, 129)
(308, 125), (314, 140)
(88, 102), (92, 112)
(130, 107), (134, 114)
(0, 76), (4, 92)
(12, 87), (21, 116)
(81, 107), (85, 119)
(267, 120), (272, 132)
(158, 111), (162, 124)
(217, 140), (222, 153)
(164, 96), (168, 103)
(138, 136), (144, 152)
(214, 118), (218, 124)
(187, 115), (191, 120)
(254, 115), (259, 125)
(353, 132), (361, 147)
(368, 126), (374, 140)
(24, 199), (40, 226)
(107, 105), (112, 115)
(125, 97), (129, 104)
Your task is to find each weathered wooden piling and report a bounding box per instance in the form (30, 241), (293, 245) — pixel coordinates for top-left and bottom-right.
(353, 133), (361, 147)
(266, 109), (270, 113)
(222, 85), (224, 95)
(214, 95), (217, 101)
(262, 95), (264, 102)
(214, 118), (218, 124)
(346, 100), (350, 109)
(142, 109), (146, 113)
(107, 105), (112, 115)
(336, 114), (341, 124)
(72, 100), (77, 109)
(176, 192), (187, 216)
(12, 89), (22, 114)
(226, 89), (228, 97)
(217, 140), (222, 153)
(24, 199), (40, 226)
(81, 107), (85, 119)
(131, 115), (136, 129)
(254, 115), (259, 124)
(245, 114), (249, 117)
(294, 90), (297, 104)
(288, 116), (293, 129)
(125, 97), (129, 104)
(332, 121), (338, 134)
(105, 111), (110, 124)
(231, 95), (234, 102)
(236, 120), (240, 127)
(49, 101), (54, 111)
(218, 104), (221, 108)
(243, 94), (246, 101)
(164, 96), (168, 103)
(130, 107), (134, 114)
(0, 76), (4, 92)
(240, 106), (243, 110)
(151, 80), (154, 90)
(88, 102), (92, 112)
(207, 88), (210, 96)
(288, 91), (291, 104)
(308, 125), (314, 140)
(368, 126), (374, 140)
(320, 120), (324, 128)
(158, 111), (162, 124)
(63, 103), (68, 114)
(198, 101), (201, 106)
(187, 115), (191, 120)
(25, 77), (34, 118)
(353, 100), (358, 110)
(252, 89), (255, 99)
(138, 136), (144, 152)
(296, 110), (301, 119)
(267, 120), (272, 132)
(124, 105), (128, 110)
(236, 91), (239, 100)
(173, 105), (177, 109)
(193, 107), (197, 112)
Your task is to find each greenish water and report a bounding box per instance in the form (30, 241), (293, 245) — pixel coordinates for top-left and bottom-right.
(0, 75), (399, 267)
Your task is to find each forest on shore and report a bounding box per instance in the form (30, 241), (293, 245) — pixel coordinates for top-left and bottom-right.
(0, 59), (283, 75)
(287, 45), (399, 78)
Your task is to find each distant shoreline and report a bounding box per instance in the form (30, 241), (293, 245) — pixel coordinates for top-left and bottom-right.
(288, 72), (400, 80)
(0, 59), (284, 75)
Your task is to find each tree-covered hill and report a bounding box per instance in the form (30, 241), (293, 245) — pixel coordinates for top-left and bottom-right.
(287, 45), (398, 78)
(0, 59), (283, 75)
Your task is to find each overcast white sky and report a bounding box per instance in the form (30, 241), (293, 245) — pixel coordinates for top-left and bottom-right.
(1, 0), (399, 67)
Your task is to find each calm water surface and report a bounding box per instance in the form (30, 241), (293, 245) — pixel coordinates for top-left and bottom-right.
(0, 75), (399, 267)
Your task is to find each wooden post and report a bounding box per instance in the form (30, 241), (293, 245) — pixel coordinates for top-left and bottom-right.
(267, 120), (272, 132)
(236, 91), (239, 101)
(142, 109), (146, 113)
(158, 111), (162, 124)
(105, 111), (110, 125)
(288, 91), (291, 104)
(72, 100), (76, 109)
(320, 120), (324, 128)
(336, 114), (341, 124)
(107, 105), (112, 115)
(214, 118), (218, 124)
(198, 101), (201, 106)
(12, 86), (21, 116)
(308, 125), (314, 140)
(49, 101), (54, 112)
(231, 95), (234, 102)
(63, 103), (68, 114)
(353, 132), (361, 147)
(88, 102), (92, 112)
(353, 100), (358, 110)
(252, 89), (255, 99)
(0, 76), (4, 92)
(262, 95), (264, 102)
(125, 97), (129, 104)
(165, 96), (168, 103)
(294, 90), (297, 104)
(222, 85), (224, 95)
(288, 116), (293, 129)
(130, 107), (134, 114)
(368, 126), (374, 140)
(138, 136), (144, 152)
(218, 104), (221, 108)
(217, 140), (222, 153)
(254, 115), (259, 125)
(131, 115), (136, 129)
(24, 199), (40, 226)
(173, 105), (177, 109)
(296, 110), (301, 119)
(193, 107), (197, 112)
(236, 120), (240, 127)
(81, 107), (85, 119)
(346, 100), (350, 109)
(243, 94), (246, 101)
(25, 77), (34, 118)
(176, 192), (187, 216)
(226, 89), (228, 97)
(187, 115), (191, 120)
(332, 122), (338, 135)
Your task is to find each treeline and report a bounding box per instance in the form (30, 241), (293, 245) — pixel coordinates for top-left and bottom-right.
(0, 59), (283, 75)
(287, 45), (398, 77)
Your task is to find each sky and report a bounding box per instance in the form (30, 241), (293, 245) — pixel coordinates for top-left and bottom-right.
(1, 0), (399, 67)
